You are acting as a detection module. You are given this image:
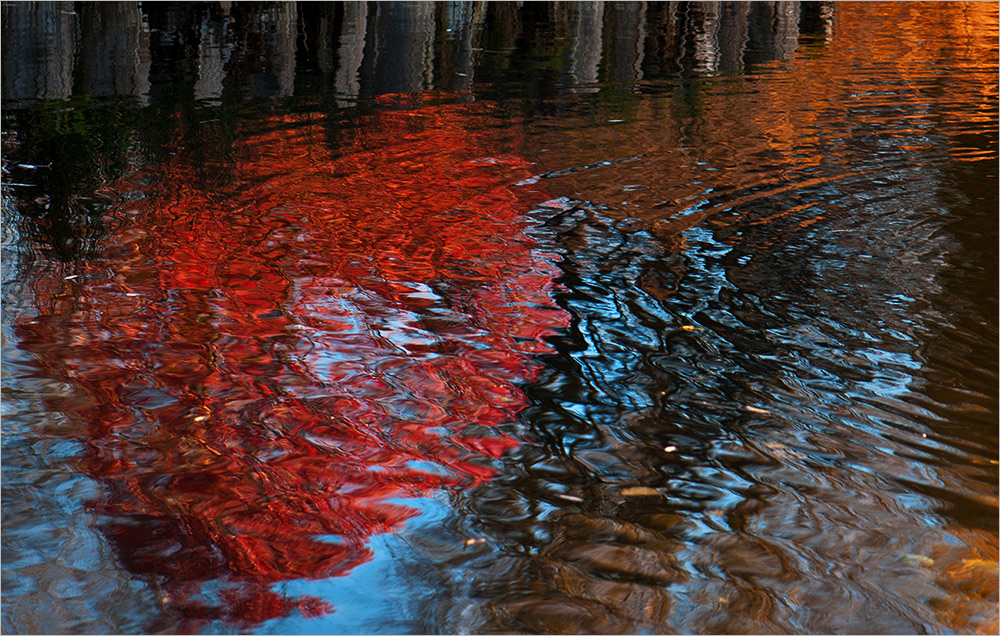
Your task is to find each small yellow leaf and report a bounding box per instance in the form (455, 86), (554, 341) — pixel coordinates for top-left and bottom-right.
(901, 553), (935, 568)
(621, 486), (660, 497)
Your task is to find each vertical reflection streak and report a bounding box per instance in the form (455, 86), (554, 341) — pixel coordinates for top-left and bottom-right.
(334, 1), (368, 105)
(569, 1), (605, 91)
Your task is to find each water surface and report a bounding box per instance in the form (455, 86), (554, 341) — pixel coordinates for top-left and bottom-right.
(2, 2), (997, 634)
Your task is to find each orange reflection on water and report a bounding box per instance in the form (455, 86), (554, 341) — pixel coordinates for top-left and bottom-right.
(17, 101), (568, 629)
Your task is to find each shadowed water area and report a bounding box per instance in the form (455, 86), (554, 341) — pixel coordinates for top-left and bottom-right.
(1, 2), (997, 634)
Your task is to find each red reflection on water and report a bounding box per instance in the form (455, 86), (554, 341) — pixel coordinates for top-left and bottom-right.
(17, 102), (567, 630)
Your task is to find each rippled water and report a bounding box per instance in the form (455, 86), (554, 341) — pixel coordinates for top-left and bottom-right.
(2, 2), (997, 634)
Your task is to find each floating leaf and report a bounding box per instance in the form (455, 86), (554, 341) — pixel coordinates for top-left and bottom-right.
(901, 553), (935, 568)
(621, 486), (660, 497)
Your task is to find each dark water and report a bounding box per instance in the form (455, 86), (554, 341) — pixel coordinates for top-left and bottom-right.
(2, 2), (997, 634)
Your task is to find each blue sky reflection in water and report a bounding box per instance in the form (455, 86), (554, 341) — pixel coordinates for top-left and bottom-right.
(1, 2), (997, 634)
